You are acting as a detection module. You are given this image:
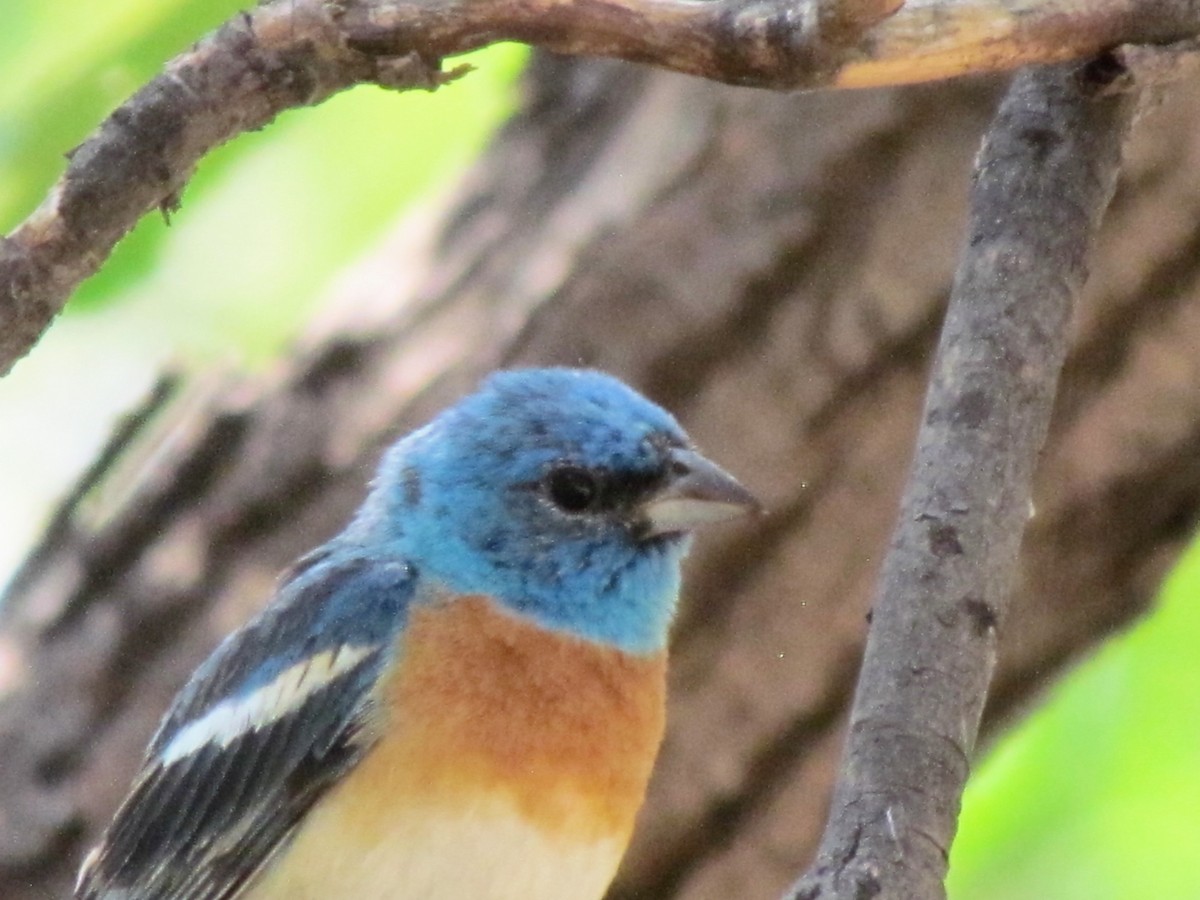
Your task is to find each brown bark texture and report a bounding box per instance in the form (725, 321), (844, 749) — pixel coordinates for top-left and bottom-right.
(2, 56), (1200, 900)
(791, 62), (1136, 900)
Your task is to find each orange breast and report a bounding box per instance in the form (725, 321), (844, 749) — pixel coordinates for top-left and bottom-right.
(346, 595), (667, 843)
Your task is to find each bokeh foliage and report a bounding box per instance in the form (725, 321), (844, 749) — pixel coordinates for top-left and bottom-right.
(950, 541), (1200, 899)
(1, 0), (525, 348)
(2, 2), (1197, 897)
(0, 0), (524, 576)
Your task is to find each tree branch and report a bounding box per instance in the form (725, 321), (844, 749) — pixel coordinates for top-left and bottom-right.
(818, 0), (905, 48)
(786, 61), (1137, 900)
(2, 0), (1200, 375)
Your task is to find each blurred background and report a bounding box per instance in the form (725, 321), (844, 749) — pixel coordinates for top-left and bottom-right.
(0, 0), (526, 577)
(3, 2), (1199, 898)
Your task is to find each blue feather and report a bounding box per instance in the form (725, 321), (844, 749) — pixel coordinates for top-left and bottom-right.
(347, 368), (694, 653)
(78, 367), (752, 900)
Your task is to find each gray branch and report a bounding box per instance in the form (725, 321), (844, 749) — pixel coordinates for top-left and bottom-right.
(4, 0), (1200, 375)
(786, 61), (1138, 900)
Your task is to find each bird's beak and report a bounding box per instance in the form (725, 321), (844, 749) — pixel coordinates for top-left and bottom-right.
(640, 448), (761, 537)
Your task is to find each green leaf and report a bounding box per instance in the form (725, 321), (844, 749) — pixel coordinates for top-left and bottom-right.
(950, 541), (1200, 899)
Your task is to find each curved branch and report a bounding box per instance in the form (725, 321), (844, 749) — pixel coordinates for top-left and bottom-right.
(2, 0), (1198, 375)
(786, 60), (1137, 900)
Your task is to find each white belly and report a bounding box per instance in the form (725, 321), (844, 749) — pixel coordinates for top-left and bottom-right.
(246, 801), (626, 900)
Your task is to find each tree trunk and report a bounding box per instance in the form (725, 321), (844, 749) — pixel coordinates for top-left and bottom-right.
(3, 57), (1199, 900)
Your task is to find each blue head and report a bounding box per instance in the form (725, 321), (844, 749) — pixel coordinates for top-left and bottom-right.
(349, 368), (757, 654)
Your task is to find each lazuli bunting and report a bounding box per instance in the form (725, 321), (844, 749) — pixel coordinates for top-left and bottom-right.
(75, 367), (758, 900)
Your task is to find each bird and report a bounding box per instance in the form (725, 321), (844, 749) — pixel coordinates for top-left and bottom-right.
(75, 366), (759, 900)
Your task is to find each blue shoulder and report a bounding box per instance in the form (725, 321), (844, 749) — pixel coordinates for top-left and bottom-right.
(147, 546), (416, 759)
(78, 548), (418, 900)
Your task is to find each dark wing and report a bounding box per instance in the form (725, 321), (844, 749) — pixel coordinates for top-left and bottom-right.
(76, 552), (415, 900)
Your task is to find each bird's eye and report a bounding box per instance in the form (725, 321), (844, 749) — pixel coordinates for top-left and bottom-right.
(546, 466), (601, 514)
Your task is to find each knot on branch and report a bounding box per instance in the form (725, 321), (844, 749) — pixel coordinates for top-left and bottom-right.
(1083, 38), (1200, 118)
(712, 1), (829, 86)
(817, 0), (904, 50)
(373, 51), (467, 90)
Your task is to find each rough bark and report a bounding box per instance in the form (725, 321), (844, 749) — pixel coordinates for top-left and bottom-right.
(3, 57), (1200, 900)
(790, 62), (1136, 900)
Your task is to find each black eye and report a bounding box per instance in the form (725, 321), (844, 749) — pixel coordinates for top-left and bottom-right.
(546, 466), (601, 513)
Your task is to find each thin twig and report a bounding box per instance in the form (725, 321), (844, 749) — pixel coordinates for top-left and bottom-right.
(2, 0), (1198, 375)
(785, 60), (1138, 900)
